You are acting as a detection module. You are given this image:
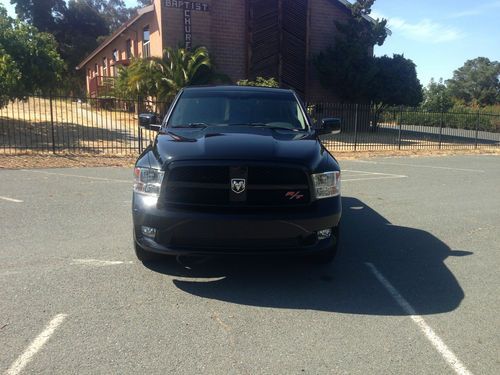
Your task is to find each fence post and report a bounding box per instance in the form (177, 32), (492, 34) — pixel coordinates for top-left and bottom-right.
(49, 91), (56, 154)
(137, 95), (142, 153)
(354, 104), (358, 151)
(475, 111), (480, 149)
(398, 106), (402, 150)
(438, 110), (444, 149)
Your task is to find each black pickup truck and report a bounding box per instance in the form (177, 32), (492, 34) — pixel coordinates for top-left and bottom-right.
(133, 86), (342, 263)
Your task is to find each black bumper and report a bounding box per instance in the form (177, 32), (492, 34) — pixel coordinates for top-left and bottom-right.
(132, 193), (341, 256)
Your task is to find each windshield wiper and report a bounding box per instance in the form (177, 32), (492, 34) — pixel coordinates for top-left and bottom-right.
(171, 122), (209, 128)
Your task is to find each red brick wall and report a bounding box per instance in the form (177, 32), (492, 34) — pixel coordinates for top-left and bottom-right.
(82, 0), (360, 99)
(307, 0), (351, 101)
(209, 0), (247, 82)
(162, 0), (246, 83)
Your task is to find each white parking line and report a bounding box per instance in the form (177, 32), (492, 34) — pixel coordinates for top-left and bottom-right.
(0, 196), (23, 203)
(342, 169), (407, 182)
(352, 160), (485, 173)
(365, 263), (473, 375)
(20, 169), (130, 183)
(6, 314), (67, 375)
(343, 175), (407, 182)
(71, 259), (133, 267)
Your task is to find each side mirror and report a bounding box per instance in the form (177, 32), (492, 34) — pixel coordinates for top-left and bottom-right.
(139, 112), (161, 132)
(317, 118), (341, 135)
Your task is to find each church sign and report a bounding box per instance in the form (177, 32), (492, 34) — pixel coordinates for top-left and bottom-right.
(164, 1), (210, 50)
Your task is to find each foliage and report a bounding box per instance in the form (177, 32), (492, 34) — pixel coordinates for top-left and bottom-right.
(446, 57), (500, 106)
(0, 6), (65, 106)
(85, 0), (135, 32)
(10, 0), (66, 32)
(422, 78), (453, 112)
(372, 54), (423, 109)
(114, 46), (213, 102)
(314, 0), (388, 103)
(379, 107), (498, 133)
(55, 0), (109, 93)
(314, 1), (423, 126)
(10, 0), (139, 83)
(236, 77), (279, 88)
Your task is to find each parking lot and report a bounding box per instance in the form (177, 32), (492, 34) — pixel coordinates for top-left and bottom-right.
(1, 154), (499, 374)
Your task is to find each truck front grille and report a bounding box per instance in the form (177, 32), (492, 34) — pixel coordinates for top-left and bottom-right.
(162, 164), (311, 207)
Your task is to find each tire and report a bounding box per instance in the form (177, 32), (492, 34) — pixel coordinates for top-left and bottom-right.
(134, 241), (162, 262)
(310, 226), (340, 264)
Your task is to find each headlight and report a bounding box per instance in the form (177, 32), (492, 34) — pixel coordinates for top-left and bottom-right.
(134, 167), (164, 197)
(312, 171), (341, 199)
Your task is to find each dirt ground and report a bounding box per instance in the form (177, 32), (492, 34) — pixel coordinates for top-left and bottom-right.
(0, 148), (498, 170)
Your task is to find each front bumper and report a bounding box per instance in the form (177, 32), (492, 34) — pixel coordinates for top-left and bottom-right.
(132, 193), (341, 256)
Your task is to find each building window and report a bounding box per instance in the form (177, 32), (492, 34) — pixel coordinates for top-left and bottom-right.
(102, 57), (107, 76)
(112, 49), (118, 62)
(142, 26), (150, 58)
(126, 39), (132, 59)
(94, 63), (98, 76)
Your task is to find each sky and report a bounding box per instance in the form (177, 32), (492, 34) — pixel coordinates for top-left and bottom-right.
(372, 0), (500, 85)
(1, 0), (499, 87)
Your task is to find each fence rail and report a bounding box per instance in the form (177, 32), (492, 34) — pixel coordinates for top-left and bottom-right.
(1, 95), (499, 155)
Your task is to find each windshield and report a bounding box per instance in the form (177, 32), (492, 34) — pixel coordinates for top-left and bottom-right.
(167, 90), (309, 130)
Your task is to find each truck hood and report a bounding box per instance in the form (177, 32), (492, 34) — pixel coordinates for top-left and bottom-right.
(151, 126), (329, 171)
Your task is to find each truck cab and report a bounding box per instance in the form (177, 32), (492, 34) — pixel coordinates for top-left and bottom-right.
(133, 86), (341, 263)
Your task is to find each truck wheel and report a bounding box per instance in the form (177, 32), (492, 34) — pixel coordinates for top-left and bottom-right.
(311, 226), (340, 264)
(134, 242), (161, 262)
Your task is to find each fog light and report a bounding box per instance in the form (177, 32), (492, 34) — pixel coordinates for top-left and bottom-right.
(141, 226), (157, 238)
(317, 228), (332, 240)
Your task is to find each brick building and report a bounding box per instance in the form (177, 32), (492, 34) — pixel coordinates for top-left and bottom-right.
(77, 0), (376, 100)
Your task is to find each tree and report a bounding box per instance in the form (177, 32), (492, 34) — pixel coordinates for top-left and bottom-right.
(422, 78), (453, 112)
(237, 77), (279, 88)
(372, 54), (423, 110)
(446, 57), (500, 106)
(314, 0), (387, 103)
(370, 54), (423, 128)
(55, 0), (109, 91)
(10, 0), (66, 32)
(86, 0), (135, 33)
(0, 6), (65, 106)
(115, 46), (213, 102)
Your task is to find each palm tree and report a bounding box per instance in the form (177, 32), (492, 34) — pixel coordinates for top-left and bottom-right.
(155, 46), (213, 101)
(116, 46), (213, 104)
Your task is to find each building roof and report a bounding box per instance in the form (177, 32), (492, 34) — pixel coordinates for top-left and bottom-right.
(76, 4), (154, 70)
(76, 0), (389, 71)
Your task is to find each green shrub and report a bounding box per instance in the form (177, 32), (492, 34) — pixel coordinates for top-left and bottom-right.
(380, 108), (499, 133)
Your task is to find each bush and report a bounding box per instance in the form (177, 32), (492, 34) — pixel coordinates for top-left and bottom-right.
(237, 77), (279, 88)
(380, 108), (499, 133)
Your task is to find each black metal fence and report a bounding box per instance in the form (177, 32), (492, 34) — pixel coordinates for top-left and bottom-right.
(1, 95), (499, 155)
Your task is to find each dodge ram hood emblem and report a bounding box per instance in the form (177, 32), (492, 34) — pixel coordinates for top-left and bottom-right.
(231, 178), (246, 194)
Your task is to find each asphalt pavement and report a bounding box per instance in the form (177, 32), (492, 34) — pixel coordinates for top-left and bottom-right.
(0, 155), (499, 374)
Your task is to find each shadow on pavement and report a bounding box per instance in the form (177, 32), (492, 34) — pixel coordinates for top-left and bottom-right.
(144, 197), (471, 316)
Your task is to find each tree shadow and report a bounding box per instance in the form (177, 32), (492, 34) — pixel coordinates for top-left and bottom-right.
(0, 116), (151, 153)
(144, 197), (471, 316)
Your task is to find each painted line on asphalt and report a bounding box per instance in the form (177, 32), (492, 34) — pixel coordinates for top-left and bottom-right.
(20, 169), (130, 183)
(343, 175), (407, 182)
(352, 160), (485, 173)
(71, 259), (134, 267)
(0, 196), (23, 203)
(6, 314), (67, 375)
(365, 263), (473, 375)
(343, 169), (405, 176)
